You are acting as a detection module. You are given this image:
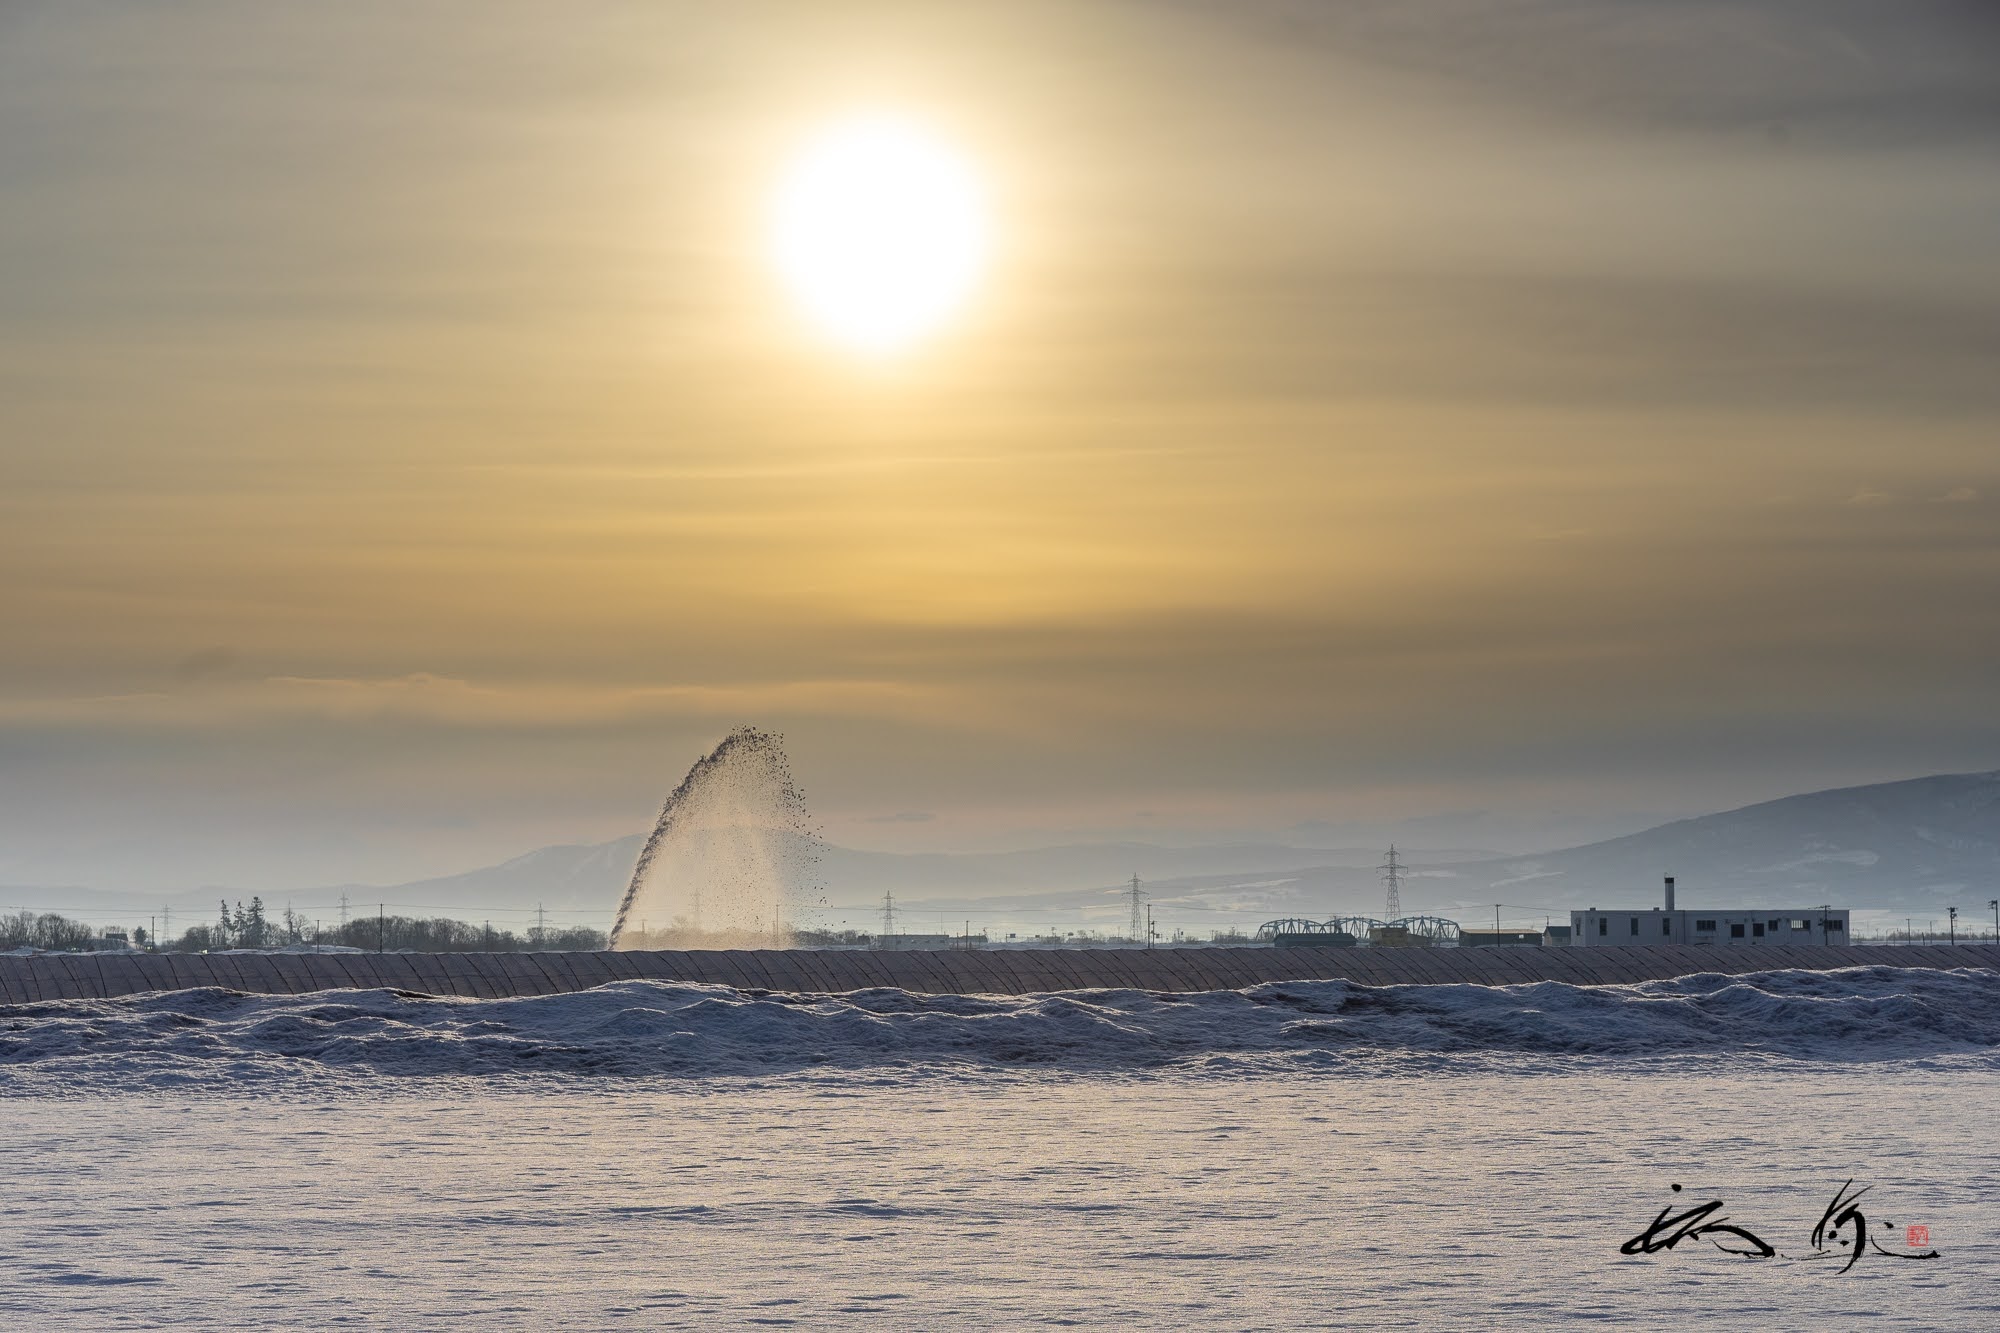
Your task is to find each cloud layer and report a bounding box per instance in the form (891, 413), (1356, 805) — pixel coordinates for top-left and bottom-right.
(1, 1), (1995, 891)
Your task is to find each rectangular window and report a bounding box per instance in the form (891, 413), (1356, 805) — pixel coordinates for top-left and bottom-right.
(1695, 919), (1717, 932)
(1752, 923), (1764, 937)
(1630, 918), (1640, 935)
(1769, 919), (1781, 931)
(1599, 917), (1608, 936)
(1827, 919), (1843, 932)
(1663, 918), (1672, 935)
(1790, 919), (1810, 931)
(1731, 923), (1746, 938)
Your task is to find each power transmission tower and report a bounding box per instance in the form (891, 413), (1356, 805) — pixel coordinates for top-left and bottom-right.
(880, 891), (897, 946)
(338, 894), (350, 931)
(1127, 873), (1145, 945)
(1379, 845), (1405, 921)
(535, 902), (547, 945)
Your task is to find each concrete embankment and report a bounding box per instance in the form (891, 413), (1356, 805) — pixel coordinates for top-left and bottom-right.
(0, 943), (1995, 1001)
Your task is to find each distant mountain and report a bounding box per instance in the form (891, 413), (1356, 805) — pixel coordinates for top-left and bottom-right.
(22, 769), (1990, 933)
(327, 770), (2000, 929)
(348, 838), (1427, 920)
(335, 836), (650, 918)
(1428, 769), (2000, 914)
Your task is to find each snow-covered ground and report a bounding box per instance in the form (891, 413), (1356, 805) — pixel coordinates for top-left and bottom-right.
(3, 969), (1996, 1328)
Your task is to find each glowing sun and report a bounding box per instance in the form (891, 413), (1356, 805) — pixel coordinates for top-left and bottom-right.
(769, 116), (989, 354)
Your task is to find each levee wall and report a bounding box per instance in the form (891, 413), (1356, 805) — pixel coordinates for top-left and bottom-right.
(0, 943), (1996, 1001)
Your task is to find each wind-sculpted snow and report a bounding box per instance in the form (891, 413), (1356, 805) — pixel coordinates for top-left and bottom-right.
(1, 965), (1996, 1090)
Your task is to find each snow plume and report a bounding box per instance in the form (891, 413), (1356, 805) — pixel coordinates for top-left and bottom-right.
(609, 727), (821, 949)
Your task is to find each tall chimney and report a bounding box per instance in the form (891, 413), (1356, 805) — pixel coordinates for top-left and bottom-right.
(1664, 876), (1676, 912)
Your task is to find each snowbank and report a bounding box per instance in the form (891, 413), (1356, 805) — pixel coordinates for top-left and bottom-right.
(2, 965), (1997, 1086)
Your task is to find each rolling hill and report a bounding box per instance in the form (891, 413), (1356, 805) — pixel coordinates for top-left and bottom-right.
(322, 768), (2000, 928)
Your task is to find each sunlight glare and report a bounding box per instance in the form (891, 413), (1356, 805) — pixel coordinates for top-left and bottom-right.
(769, 116), (990, 354)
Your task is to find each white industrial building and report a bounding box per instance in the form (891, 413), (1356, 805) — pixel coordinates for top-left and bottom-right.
(1570, 877), (1850, 947)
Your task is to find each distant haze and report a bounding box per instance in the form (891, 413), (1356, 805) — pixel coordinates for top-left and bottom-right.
(14, 770), (1989, 944)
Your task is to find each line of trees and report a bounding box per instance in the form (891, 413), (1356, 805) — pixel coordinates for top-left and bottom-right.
(0, 900), (606, 953)
(0, 911), (101, 952)
(297, 912), (607, 953)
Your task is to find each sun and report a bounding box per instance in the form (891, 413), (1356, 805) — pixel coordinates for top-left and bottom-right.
(769, 116), (990, 355)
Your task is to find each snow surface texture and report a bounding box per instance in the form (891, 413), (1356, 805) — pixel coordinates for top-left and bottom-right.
(1, 966), (1997, 1090)
(6, 968), (1997, 1329)
(3, 1069), (1995, 1329)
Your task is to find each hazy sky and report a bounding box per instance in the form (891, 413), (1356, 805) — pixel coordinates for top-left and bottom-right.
(4, 1), (1998, 892)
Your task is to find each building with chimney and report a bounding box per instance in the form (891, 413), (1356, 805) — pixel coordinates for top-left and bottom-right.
(1570, 877), (1850, 947)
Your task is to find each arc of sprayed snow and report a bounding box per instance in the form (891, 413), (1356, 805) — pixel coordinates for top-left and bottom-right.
(610, 726), (785, 948)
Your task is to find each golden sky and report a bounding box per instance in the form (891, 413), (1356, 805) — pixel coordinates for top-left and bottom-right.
(3, 1), (1997, 890)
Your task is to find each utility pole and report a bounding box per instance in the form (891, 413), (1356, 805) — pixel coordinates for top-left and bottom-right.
(880, 891), (897, 947)
(1145, 904), (1155, 950)
(1495, 903), (1502, 944)
(1949, 906), (1958, 945)
(1380, 846), (1405, 921)
(162, 905), (170, 949)
(1127, 874), (1145, 946)
(378, 903), (385, 953)
(1990, 899), (1998, 944)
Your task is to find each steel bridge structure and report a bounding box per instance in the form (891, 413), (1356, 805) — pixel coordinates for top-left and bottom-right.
(1255, 915), (1463, 946)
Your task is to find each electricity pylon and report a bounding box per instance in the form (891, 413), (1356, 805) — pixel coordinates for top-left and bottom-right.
(1380, 845), (1406, 921)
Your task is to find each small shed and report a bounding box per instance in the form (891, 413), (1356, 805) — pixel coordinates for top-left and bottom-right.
(1459, 929), (1544, 948)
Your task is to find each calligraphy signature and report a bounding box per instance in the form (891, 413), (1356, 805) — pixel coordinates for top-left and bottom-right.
(1621, 1181), (1941, 1271)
